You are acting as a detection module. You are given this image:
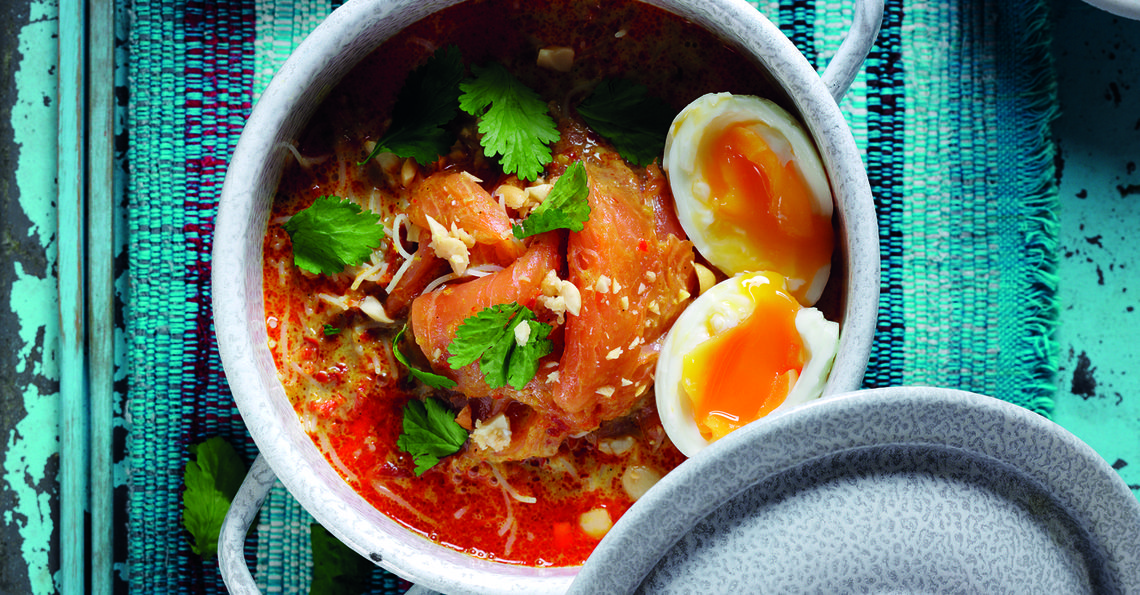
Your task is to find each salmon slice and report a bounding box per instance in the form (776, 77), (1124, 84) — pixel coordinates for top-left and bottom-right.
(409, 233), (562, 400)
(384, 241), (450, 316)
(555, 126), (697, 426)
(469, 401), (570, 463)
(407, 170), (524, 265)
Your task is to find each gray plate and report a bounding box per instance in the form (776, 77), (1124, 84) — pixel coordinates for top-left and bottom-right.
(569, 387), (1140, 594)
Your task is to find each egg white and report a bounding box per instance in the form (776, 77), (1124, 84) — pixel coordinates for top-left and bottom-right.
(663, 93), (834, 305)
(654, 273), (839, 457)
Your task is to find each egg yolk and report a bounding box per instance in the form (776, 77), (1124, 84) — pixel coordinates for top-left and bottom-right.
(680, 275), (804, 442)
(703, 122), (834, 305)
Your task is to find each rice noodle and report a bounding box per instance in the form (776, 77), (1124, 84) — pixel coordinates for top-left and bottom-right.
(278, 304), (290, 363)
(367, 187), (384, 215)
(420, 272), (460, 295)
(350, 254), (389, 291)
(384, 254), (417, 294)
(287, 362), (322, 391)
(298, 410), (319, 434)
(545, 453), (581, 481)
(496, 476), (519, 557)
(317, 429), (359, 484)
(277, 141), (329, 169)
(420, 263), (505, 295)
(317, 292), (352, 312)
(489, 463), (536, 504)
(371, 352), (384, 376)
(372, 480), (434, 527)
(389, 213), (415, 260)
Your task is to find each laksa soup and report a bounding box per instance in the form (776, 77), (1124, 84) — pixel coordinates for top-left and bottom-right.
(262, 0), (841, 568)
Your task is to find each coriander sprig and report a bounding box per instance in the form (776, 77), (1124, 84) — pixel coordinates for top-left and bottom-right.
(392, 325), (458, 390)
(396, 397), (468, 475)
(360, 45), (465, 165)
(283, 196), (386, 275)
(577, 78), (675, 166)
(512, 161), (591, 239)
(448, 303), (553, 390)
(459, 62), (561, 181)
(182, 437), (247, 558)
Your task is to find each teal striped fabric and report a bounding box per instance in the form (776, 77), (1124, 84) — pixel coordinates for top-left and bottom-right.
(124, 0), (1058, 591)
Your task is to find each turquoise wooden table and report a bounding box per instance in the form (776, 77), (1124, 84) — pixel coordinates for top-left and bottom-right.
(0, 0), (1136, 593)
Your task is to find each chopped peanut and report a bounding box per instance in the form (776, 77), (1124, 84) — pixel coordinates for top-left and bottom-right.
(537, 46), (575, 72)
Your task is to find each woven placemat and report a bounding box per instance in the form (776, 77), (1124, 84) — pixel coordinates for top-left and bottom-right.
(124, 0), (1058, 591)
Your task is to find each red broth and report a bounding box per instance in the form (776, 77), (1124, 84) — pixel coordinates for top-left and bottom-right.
(263, 0), (779, 567)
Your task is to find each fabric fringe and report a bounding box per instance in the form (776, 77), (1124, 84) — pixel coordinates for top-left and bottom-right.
(998, 0), (1062, 417)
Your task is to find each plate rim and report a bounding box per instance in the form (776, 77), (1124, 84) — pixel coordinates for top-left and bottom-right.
(569, 386), (1140, 594)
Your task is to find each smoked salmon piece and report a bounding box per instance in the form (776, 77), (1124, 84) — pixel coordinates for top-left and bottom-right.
(407, 170), (524, 265)
(407, 119), (695, 457)
(384, 241), (450, 316)
(554, 122), (697, 427)
(409, 233), (562, 400)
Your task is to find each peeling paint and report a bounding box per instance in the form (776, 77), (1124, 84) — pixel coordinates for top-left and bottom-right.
(2, 1), (62, 594)
(1052, 0), (1140, 499)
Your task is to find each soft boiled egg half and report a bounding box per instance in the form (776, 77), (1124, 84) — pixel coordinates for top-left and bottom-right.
(655, 272), (839, 457)
(664, 93), (834, 306)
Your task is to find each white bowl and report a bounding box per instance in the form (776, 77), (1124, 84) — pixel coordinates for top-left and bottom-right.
(212, 0), (882, 593)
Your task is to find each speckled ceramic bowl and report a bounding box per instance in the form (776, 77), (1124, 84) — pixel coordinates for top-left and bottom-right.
(1082, 0), (1140, 19)
(211, 0), (883, 593)
(570, 387), (1140, 594)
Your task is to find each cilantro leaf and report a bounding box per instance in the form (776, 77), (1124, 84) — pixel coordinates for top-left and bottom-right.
(309, 523), (372, 595)
(323, 324), (341, 336)
(360, 45), (465, 165)
(283, 196), (386, 275)
(512, 161), (591, 238)
(183, 437), (247, 558)
(447, 303), (553, 390)
(459, 62), (560, 181)
(577, 78), (676, 166)
(447, 303), (521, 368)
(392, 325), (458, 390)
(507, 320), (553, 389)
(396, 397), (468, 476)
(477, 311), (525, 389)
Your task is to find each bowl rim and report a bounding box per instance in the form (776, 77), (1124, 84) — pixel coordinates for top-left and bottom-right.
(211, 0), (880, 592)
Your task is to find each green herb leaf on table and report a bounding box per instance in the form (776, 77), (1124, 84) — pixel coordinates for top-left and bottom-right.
(392, 325), (458, 390)
(182, 436), (247, 558)
(577, 78), (676, 166)
(447, 303), (553, 390)
(283, 196), (386, 275)
(396, 397), (469, 476)
(309, 523), (372, 595)
(459, 62), (560, 181)
(360, 44), (465, 165)
(512, 161), (591, 239)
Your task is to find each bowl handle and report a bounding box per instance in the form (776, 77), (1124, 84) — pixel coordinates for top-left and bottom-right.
(218, 454), (277, 594)
(820, 0), (884, 101)
(218, 454), (437, 594)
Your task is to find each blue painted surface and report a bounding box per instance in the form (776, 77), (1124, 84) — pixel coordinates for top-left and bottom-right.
(0, 1), (1137, 593)
(1, 0), (62, 594)
(1051, 0), (1140, 495)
